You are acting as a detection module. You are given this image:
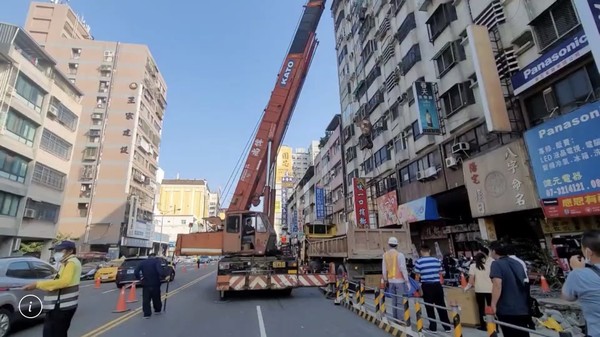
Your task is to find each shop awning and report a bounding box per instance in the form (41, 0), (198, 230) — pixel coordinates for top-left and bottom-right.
(397, 196), (440, 224)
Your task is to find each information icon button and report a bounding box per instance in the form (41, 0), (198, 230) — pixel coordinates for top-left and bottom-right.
(18, 294), (43, 319)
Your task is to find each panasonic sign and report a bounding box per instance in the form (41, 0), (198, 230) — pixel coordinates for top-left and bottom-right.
(511, 30), (590, 95)
(574, 0), (600, 71)
(280, 60), (295, 87)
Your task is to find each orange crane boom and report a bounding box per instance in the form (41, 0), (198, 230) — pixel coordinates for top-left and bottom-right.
(175, 1), (334, 299)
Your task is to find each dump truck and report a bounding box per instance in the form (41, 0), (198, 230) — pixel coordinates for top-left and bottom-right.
(303, 223), (412, 289)
(174, 0), (334, 300)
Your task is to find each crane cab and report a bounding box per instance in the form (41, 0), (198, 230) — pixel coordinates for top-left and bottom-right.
(222, 211), (278, 255)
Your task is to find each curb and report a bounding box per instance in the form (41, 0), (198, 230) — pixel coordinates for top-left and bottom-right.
(341, 301), (409, 337)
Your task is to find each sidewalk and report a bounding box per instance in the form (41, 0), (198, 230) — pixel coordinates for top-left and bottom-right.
(358, 291), (561, 337)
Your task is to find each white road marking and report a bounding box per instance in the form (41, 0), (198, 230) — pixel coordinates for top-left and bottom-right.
(80, 284), (94, 288)
(256, 305), (267, 337)
(102, 288), (117, 294)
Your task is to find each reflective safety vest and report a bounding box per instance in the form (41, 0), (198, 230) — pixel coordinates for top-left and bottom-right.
(383, 250), (405, 282)
(42, 256), (81, 312)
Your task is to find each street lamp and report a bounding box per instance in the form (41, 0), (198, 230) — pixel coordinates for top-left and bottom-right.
(159, 205), (180, 255)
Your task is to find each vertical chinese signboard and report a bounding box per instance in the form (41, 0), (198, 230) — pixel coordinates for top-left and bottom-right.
(281, 188), (288, 227)
(524, 102), (600, 218)
(412, 81), (441, 135)
(315, 186), (326, 220)
(353, 178), (370, 228)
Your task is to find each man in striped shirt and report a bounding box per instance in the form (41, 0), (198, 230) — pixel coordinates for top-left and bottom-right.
(414, 245), (451, 333)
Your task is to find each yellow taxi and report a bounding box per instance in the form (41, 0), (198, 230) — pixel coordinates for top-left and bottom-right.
(94, 258), (124, 282)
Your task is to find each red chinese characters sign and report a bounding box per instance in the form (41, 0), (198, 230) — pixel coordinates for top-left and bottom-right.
(353, 178), (370, 228)
(542, 192), (600, 218)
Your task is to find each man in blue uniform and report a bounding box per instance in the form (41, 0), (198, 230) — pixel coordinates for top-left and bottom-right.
(134, 253), (167, 318)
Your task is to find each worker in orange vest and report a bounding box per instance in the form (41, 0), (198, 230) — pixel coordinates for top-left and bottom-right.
(382, 237), (411, 320)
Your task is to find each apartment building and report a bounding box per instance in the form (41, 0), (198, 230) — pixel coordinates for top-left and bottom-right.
(153, 214), (198, 254)
(24, 2), (167, 254)
(291, 141), (320, 180)
(158, 179), (210, 227)
(314, 115), (347, 234)
(0, 23), (83, 257)
(207, 190), (220, 217)
(330, 0), (578, 255)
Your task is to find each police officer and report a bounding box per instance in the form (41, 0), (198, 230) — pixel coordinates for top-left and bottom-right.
(24, 240), (81, 337)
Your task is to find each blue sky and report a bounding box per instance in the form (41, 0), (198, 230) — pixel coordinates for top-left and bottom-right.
(0, 0), (340, 199)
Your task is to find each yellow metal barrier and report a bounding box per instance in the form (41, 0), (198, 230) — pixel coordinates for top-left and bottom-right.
(450, 301), (463, 337)
(414, 297), (423, 333)
(403, 296), (411, 326)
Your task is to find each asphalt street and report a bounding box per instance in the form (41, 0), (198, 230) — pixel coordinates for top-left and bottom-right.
(10, 263), (393, 337)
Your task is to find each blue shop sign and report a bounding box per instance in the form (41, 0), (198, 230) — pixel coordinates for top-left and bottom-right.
(315, 186), (326, 220)
(524, 101), (600, 200)
(511, 30), (590, 95)
(396, 196), (440, 224)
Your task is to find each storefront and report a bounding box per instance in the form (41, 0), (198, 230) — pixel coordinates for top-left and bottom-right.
(523, 101), (600, 269)
(462, 139), (543, 244)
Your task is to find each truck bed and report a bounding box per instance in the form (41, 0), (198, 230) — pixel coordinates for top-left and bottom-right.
(307, 228), (411, 259)
(175, 232), (224, 256)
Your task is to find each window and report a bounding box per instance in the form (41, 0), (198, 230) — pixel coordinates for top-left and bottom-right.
(226, 215), (240, 233)
(411, 120), (422, 140)
(31, 261), (56, 279)
(6, 261), (36, 279)
(361, 40), (377, 62)
(401, 44), (421, 75)
(0, 191), (21, 217)
(71, 48), (81, 59)
(394, 131), (409, 153)
(373, 145), (391, 167)
(0, 148), (29, 183)
(396, 12), (416, 44)
(49, 98), (78, 131)
(68, 63), (78, 75)
(96, 97), (107, 108)
(5, 109), (37, 146)
(434, 40), (466, 77)
(524, 63), (600, 126)
(417, 150), (442, 172)
(15, 75), (45, 112)
(40, 129), (73, 160)
(365, 66), (381, 90)
(362, 157), (374, 174)
(32, 163), (66, 191)
(440, 82), (475, 117)
(255, 216), (267, 233)
(426, 3), (457, 42)
(532, 0), (579, 51)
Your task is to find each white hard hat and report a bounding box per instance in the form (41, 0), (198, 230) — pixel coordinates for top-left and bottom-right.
(388, 237), (398, 246)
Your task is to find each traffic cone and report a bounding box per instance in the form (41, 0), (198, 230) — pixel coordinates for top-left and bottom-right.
(540, 276), (550, 293)
(126, 282), (138, 303)
(460, 273), (468, 288)
(94, 277), (101, 289)
(112, 287), (131, 313)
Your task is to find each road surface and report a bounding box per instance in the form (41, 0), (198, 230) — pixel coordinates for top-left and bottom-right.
(11, 263), (394, 337)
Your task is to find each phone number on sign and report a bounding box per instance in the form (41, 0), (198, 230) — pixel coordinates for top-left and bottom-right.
(545, 182), (587, 197)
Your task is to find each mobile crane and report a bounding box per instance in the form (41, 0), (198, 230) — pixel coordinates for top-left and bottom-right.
(174, 0), (334, 299)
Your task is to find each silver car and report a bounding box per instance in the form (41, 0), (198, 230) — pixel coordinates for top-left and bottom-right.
(0, 257), (57, 337)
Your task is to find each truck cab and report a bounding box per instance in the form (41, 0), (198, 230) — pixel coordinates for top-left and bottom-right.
(223, 212), (278, 256)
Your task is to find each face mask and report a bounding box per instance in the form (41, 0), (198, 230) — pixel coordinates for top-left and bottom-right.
(54, 252), (65, 262)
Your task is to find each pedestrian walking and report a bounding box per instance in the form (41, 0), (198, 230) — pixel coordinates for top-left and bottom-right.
(382, 237), (411, 321)
(135, 253), (168, 318)
(489, 241), (532, 337)
(197, 256), (201, 269)
(562, 229), (600, 337)
(414, 245), (451, 334)
(466, 252), (493, 331)
(24, 240), (82, 337)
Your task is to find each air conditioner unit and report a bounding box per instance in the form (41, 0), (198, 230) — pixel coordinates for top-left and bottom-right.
(451, 142), (470, 154)
(445, 156), (459, 169)
(424, 166), (437, 178)
(48, 105), (59, 117)
(417, 170), (427, 181)
(23, 208), (37, 219)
